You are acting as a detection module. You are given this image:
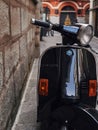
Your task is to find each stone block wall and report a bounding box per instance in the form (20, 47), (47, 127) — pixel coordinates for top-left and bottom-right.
(0, 0), (41, 129)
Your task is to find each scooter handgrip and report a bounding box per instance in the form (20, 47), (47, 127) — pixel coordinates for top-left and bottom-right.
(31, 18), (50, 28)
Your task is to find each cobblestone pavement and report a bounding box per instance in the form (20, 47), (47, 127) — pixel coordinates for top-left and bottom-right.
(11, 33), (98, 130)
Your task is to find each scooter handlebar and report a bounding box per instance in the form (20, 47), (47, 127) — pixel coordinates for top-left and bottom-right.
(31, 18), (52, 29)
(31, 18), (62, 31)
(31, 18), (78, 34)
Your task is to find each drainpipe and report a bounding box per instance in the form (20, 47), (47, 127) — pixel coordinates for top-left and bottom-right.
(89, 0), (94, 25)
(35, 0), (41, 47)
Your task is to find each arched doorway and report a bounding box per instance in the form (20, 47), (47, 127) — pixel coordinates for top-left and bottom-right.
(43, 7), (50, 21)
(60, 6), (77, 25)
(41, 7), (51, 38)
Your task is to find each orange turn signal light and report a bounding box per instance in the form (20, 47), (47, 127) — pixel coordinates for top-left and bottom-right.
(39, 79), (48, 96)
(89, 80), (97, 97)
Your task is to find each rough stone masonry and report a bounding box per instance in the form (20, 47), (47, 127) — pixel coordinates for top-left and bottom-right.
(0, 0), (41, 130)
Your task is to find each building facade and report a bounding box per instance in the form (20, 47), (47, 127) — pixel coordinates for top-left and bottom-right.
(93, 0), (98, 36)
(42, 0), (90, 23)
(89, 0), (98, 37)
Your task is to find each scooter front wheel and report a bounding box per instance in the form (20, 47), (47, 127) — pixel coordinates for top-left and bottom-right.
(40, 105), (75, 130)
(40, 120), (67, 130)
(40, 105), (98, 130)
(40, 120), (75, 130)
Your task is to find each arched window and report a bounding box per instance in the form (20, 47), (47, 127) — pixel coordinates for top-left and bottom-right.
(43, 7), (50, 14)
(85, 8), (89, 15)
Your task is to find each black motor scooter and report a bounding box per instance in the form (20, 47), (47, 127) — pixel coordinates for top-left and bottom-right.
(31, 18), (98, 130)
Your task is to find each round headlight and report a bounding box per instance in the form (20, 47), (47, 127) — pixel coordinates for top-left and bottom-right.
(76, 24), (94, 46)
